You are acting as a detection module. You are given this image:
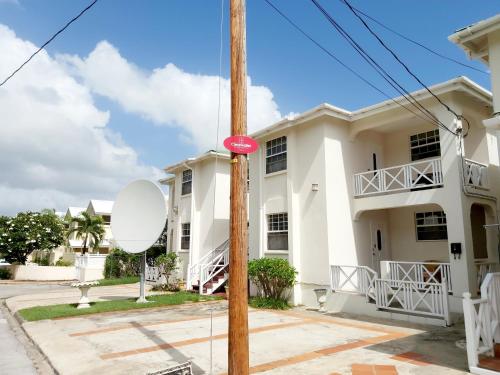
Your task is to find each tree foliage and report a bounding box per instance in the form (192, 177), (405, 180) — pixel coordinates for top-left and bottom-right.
(104, 248), (141, 279)
(0, 211), (65, 264)
(156, 252), (179, 289)
(248, 258), (297, 301)
(67, 212), (105, 254)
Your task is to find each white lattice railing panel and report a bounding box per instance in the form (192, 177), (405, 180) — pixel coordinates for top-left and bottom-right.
(146, 266), (160, 282)
(463, 273), (500, 372)
(375, 278), (450, 325)
(354, 158), (442, 197)
(330, 265), (378, 301)
(464, 159), (489, 190)
(186, 239), (229, 291)
(387, 261), (452, 293)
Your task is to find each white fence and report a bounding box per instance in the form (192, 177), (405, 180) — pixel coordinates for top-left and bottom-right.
(75, 254), (107, 281)
(375, 278), (450, 326)
(464, 159), (489, 190)
(330, 265), (377, 301)
(354, 158), (442, 197)
(385, 261), (453, 293)
(463, 273), (500, 373)
(146, 266), (160, 282)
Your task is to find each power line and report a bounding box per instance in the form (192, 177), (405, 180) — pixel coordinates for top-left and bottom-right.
(262, 0), (456, 128)
(0, 0), (99, 88)
(310, 0), (459, 135)
(340, 0), (464, 124)
(338, 0), (488, 75)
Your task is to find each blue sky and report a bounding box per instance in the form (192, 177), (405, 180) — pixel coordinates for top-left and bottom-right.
(0, 0), (497, 214)
(0, 0), (496, 168)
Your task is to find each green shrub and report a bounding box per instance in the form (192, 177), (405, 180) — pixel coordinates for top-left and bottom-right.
(34, 251), (50, 266)
(154, 252), (179, 290)
(55, 257), (72, 267)
(248, 258), (297, 300)
(249, 296), (290, 310)
(104, 248), (141, 279)
(0, 268), (11, 280)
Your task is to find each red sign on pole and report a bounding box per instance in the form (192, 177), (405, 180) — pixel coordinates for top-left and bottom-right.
(223, 135), (259, 154)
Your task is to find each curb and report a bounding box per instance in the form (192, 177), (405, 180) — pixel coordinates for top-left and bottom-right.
(1, 300), (58, 375)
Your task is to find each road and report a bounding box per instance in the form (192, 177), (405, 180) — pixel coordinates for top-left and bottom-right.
(0, 282), (70, 375)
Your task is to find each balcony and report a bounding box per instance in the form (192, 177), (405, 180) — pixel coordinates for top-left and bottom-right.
(354, 158), (443, 197)
(463, 159), (489, 190)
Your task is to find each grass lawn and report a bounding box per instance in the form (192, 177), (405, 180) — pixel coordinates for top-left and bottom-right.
(19, 292), (221, 322)
(248, 296), (290, 310)
(95, 276), (139, 287)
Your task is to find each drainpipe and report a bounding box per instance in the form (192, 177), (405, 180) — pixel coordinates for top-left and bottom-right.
(182, 161), (195, 276)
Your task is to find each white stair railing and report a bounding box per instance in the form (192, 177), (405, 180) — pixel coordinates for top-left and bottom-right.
(375, 278), (450, 326)
(354, 158), (442, 197)
(187, 239), (229, 290)
(463, 273), (500, 373)
(330, 265), (378, 301)
(387, 261), (452, 293)
(198, 247), (229, 295)
(464, 159), (489, 190)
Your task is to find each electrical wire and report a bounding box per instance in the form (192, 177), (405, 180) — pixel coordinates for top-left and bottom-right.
(337, 0), (488, 75)
(262, 0), (456, 130)
(340, 0), (468, 135)
(0, 0), (99, 88)
(310, 0), (459, 136)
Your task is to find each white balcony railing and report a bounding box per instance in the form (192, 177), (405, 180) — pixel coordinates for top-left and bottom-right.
(330, 265), (378, 301)
(464, 159), (489, 190)
(463, 273), (500, 373)
(354, 158), (443, 197)
(386, 261), (453, 293)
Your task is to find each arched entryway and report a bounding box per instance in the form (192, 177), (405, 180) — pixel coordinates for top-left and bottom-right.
(470, 204), (488, 260)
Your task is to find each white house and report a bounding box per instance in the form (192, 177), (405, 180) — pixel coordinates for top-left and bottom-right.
(65, 206), (86, 253)
(247, 76), (500, 324)
(449, 15), (500, 373)
(161, 151), (230, 292)
(86, 199), (114, 253)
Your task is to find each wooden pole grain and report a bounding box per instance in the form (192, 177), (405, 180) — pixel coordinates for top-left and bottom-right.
(228, 0), (249, 374)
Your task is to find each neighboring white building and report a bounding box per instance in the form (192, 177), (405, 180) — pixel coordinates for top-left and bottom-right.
(86, 199), (114, 253)
(65, 206), (86, 252)
(248, 76), (499, 323)
(161, 151), (230, 291)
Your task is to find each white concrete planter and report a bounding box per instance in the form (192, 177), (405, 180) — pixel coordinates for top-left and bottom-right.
(313, 288), (328, 312)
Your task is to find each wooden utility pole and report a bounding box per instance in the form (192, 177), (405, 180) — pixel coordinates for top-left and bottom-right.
(228, 0), (249, 374)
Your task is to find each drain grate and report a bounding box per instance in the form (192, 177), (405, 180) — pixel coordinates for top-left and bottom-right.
(147, 361), (192, 375)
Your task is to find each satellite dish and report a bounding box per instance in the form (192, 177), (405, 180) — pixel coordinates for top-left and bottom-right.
(111, 179), (167, 253)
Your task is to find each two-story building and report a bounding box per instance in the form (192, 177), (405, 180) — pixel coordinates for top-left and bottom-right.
(248, 76), (500, 324)
(161, 151), (230, 292)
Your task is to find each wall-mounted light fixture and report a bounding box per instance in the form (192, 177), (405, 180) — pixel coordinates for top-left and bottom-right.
(312, 183), (319, 192)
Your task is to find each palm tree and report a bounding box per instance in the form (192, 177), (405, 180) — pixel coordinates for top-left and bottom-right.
(67, 212), (105, 255)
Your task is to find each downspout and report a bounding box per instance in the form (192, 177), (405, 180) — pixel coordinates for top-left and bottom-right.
(183, 161), (195, 272)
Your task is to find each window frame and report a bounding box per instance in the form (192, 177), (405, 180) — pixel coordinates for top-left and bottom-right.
(415, 211), (448, 242)
(267, 213), (288, 251)
(180, 223), (191, 250)
(265, 136), (287, 174)
(181, 169), (192, 196)
(409, 129), (441, 162)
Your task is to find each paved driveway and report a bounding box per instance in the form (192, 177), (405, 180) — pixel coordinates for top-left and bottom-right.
(20, 301), (470, 375)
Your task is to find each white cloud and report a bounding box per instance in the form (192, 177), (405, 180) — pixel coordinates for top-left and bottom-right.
(0, 25), (161, 215)
(62, 41), (283, 151)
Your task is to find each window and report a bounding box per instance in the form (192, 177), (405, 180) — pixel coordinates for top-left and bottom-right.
(102, 215), (111, 225)
(181, 169), (192, 195)
(415, 211), (448, 241)
(410, 130), (441, 161)
(266, 136), (287, 174)
(181, 223), (190, 250)
(267, 213), (288, 250)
